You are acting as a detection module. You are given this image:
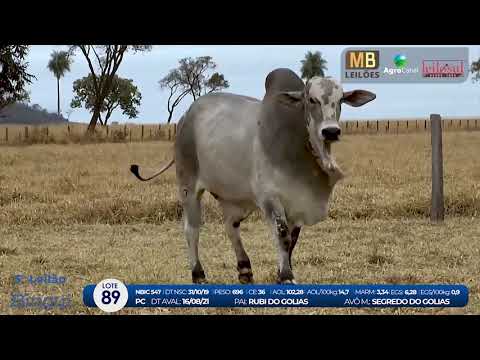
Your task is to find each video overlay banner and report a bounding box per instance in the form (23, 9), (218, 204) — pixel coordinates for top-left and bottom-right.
(341, 47), (469, 83)
(83, 282), (468, 310)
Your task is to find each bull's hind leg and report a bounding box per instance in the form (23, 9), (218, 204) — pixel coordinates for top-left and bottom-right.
(219, 201), (254, 284)
(182, 188), (207, 284)
(289, 227), (301, 269)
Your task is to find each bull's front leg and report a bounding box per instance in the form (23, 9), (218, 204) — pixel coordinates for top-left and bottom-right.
(261, 198), (295, 284)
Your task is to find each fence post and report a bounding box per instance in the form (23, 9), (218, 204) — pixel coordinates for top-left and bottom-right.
(387, 120), (390, 133)
(25, 126), (29, 140)
(476, 119), (478, 129)
(129, 129), (132, 142)
(106, 125), (109, 138)
(150, 128), (152, 139)
(46, 127), (49, 139)
(141, 125), (144, 141)
(124, 125), (127, 137)
(68, 124), (71, 135)
(174, 123), (177, 138)
(406, 121), (409, 130)
(416, 120), (418, 129)
(168, 127), (171, 141)
(424, 120), (427, 131)
(5, 127), (8, 142)
(430, 114), (444, 222)
(367, 120), (369, 132)
(467, 119), (469, 129)
(459, 119), (461, 128)
(396, 120), (399, 134)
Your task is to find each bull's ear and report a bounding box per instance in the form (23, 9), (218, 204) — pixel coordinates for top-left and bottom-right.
(276, 91), (304, 108)
(342, 90), (376, 107)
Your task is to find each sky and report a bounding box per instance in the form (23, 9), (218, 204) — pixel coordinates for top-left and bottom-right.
(25, 45), (480, 124)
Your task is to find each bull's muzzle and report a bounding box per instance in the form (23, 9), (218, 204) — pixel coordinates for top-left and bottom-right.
(321, 127), (341, 141)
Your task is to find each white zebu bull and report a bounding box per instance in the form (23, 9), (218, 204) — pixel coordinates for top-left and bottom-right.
(131, 68), (376, 284)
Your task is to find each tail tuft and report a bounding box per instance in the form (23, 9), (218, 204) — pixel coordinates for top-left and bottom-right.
(130, 164), (141, 178)
(129, 157), (175, 182)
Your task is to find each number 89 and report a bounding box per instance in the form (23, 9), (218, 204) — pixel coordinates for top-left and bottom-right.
(102, 290), (121, 304)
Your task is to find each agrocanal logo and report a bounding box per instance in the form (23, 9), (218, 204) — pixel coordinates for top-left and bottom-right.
(384, 53), (419, 75)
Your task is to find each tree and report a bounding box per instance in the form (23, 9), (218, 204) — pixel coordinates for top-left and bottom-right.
(471, 59), (480, 82)
(158, 56), (229, 123)
(0, 45), (36, 110)
(177, 56), (230, 101)
(47, 51), (73, 116)
(70, 74), (141, 126)
(205, 72), (229, 93)
(300, 51), (328, 81)
(159, 69), (190, 124)
(68, 45), (151, 133)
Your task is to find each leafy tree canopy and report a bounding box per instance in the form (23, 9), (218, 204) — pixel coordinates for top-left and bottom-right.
(71, 74), (141, 125)
(0, 45), (36, 110)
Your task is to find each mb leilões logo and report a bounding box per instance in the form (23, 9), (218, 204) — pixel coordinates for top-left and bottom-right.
(344, 50), (380, 79)
(384, 53), (419, 75)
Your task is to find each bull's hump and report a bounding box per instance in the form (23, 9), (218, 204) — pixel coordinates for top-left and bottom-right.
(264, 68), (305, 98)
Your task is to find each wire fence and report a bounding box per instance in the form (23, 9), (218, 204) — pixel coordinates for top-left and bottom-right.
(0, 118), (479, 145)
(0, 123), (178, 145)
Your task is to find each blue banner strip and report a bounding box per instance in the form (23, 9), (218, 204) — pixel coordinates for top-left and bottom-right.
(83, 284), (468, 308)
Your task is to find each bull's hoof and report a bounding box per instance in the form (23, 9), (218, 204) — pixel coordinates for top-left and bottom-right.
(276, 268), (295, 284)
(277, 278), (297, 285)
(192, 269), (207, 284)
(239, 272), (254, 284)
(193, 277), (208, 284)
(237, 260), (253, 284)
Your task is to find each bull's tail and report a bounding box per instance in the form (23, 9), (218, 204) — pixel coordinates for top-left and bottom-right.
(130, 157), (175, 181)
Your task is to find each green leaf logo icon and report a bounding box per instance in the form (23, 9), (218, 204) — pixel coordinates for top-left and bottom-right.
(394, 54), (408, 69)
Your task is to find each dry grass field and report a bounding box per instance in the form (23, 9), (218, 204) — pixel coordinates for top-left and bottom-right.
(0, 130), (479, 315)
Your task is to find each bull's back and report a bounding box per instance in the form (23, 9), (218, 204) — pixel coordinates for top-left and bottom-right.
(176, 93), (261, 200)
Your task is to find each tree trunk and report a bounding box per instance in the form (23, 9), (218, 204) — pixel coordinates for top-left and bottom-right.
(87, 105), (101, 133)
(57, 77), (60, 116)
(104, 111), (112, 126)
(87, 79), (115, 134)
(167, 111), (173, 124)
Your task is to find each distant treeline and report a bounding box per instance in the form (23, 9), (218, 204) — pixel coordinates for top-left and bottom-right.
(0, 103), (67, 125)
